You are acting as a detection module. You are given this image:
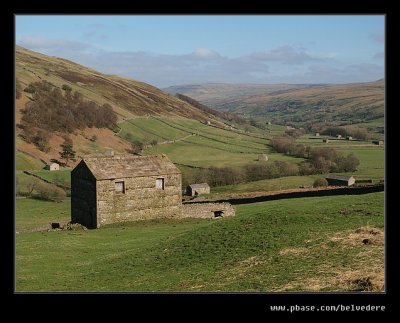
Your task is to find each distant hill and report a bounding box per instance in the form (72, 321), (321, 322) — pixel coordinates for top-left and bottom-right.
(15, 46), (225, 164)
(164, 82), (384, 128)
(164, 83), (319, 107)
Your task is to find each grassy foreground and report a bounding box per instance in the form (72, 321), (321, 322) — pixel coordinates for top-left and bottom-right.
(16, 192), (384, 292)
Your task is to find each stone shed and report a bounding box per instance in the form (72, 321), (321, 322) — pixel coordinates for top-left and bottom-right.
(46, 162), (59, 171)
(71, 154), (182, 228)
(186, 183), (210, 196)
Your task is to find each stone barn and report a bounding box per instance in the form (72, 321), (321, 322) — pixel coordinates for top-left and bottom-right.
(46, 162), (59, 171)
(325, 175), (355, 186)
(186, 183), (210, 197)
(258, 153), (268, 161)
(71, 154), (182, 228)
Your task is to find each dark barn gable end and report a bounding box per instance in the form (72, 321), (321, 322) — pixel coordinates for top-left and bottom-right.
(71, 155), (182, 228)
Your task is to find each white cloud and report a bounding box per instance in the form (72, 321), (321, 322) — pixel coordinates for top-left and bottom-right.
(16, 36), (383, 87)
(250, 45), (323, 65)
(19, 36), (65, 49)
(19, 36), (90, 53)
(192, 48), (220, 59)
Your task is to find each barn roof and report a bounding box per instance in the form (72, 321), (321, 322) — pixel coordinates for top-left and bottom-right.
(325, 175), (354, 181)
(188, 183), (210, 189)
(81, 154), (180, 180)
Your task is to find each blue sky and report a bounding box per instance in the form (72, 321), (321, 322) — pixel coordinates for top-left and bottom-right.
(16, 15), (384, 88)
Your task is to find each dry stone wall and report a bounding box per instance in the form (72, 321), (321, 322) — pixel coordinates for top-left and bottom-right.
(182, 202), (235, 219)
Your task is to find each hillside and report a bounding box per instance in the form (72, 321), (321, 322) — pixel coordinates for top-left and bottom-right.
(164, 83), (318, 106)
(164, 82), (384, 128)
(15, 46), (225, 163)
(16, 46), (218, 121)
(16, 192), (384, 291)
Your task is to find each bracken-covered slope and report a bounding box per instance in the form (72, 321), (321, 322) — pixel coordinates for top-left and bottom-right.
(16, 46), (214, 122)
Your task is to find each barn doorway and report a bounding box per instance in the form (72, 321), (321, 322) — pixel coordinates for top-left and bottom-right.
(213, 210), (224, 218)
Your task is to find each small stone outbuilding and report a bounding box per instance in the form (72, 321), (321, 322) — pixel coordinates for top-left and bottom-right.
(71, 154), (182, 228)
(186, 183), (210, 197)
(46, 163), (59, 171)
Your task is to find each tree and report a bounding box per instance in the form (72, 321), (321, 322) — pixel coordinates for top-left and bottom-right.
(32, 130), (50, 152)
(313, 177), (328, 187)
(35, 181), (66, 202)
(130, 140), (144, 154)
(59, 138), (76, 166)
(25, 178), (39, 197)
(62, 84), (72, 92)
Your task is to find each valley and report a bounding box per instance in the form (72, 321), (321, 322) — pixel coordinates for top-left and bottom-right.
(15, 46), (385, 292)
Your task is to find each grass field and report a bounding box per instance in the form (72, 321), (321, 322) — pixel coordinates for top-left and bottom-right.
(295, 134), (384, 181)
(16, 152), (45, 171)
(120, 117), (385, 176)
(117, 116), (304, 169)
(16, 192), (384, 292)
(15, 119), (384, 198)
(16, 198), (71, 231)
(31, 169), (72, 187)
(209, 176), (316, 198)
(335, 147), (384, 180)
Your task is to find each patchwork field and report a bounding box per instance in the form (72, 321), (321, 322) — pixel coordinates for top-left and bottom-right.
(117, 117), (385, 186)
(16, 192), (384, 292)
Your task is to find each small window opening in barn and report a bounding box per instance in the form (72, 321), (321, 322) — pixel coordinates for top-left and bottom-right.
(115, 181), (125, 193)
(213, 210), (224, 218)
(156, 178), (165, 190)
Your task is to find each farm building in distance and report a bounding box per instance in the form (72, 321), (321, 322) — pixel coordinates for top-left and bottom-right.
(315, 132), (320, 137)
(325, 175), (356, 186)
(186, 183), (210, 196)
(258, 153), (268, 161)
(71, 154), (182, 228)
(46, 162), (59, 171)
(372, 140), (384, 145)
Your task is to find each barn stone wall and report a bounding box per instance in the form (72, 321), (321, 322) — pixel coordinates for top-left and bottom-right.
(182, 202), (235, 219)
(96, 173), (182, 226)
(71, 163), (97, 229)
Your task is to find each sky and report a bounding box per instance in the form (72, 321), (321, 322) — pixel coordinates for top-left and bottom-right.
(16, 15), (384, 88)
